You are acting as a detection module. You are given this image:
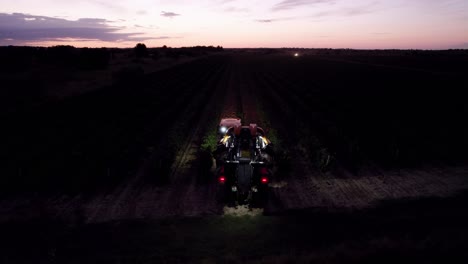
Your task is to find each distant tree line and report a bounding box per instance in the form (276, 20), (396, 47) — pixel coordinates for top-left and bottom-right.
(133, 43), (224, 60)
(0, 45), (111, 72)
(0, 44), (225, 73)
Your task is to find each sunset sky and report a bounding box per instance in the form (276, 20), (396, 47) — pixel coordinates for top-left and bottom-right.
(1, 0), (467, 49)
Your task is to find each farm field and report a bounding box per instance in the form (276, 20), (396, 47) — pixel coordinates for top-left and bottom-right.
(1, 49), (468, 262)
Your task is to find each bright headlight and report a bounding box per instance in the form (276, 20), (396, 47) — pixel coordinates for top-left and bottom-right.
(220, 126), (227, 133)
(221, 135), (231, 144)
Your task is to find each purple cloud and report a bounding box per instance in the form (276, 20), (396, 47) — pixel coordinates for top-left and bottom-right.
(161, 11), (181, 18)
(309, 2), (381, 19)
(255, 16), (298, 23)
(0, 13), (160, 45)
(272, 0), (336, 11)
(256, 19), (273, 23)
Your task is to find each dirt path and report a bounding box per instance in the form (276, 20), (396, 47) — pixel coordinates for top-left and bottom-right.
(221, 58), (239, 118)
(231, 58), (261, 126)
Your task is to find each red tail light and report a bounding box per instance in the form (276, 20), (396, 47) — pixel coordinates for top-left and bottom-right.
(219, 176), (226, 183)
(261, 177), (268, 184)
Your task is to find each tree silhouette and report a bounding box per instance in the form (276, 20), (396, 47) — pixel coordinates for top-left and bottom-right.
(134, 43), (148, 58)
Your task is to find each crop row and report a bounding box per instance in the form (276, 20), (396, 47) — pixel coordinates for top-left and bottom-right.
(0, 55), (228, 195)
(251, 54), (468, 171)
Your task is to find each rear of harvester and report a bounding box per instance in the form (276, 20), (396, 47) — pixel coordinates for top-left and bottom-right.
(213, 118), (274, 207)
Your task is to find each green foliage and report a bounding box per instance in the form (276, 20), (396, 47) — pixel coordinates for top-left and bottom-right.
(200, 109), (222, 153)
(253, 95), (292, 179)
(255, 99), (283, 153)
(201, 133), (218, 153)
(198, 114), (221, 179)
(266, 128), (280, 149)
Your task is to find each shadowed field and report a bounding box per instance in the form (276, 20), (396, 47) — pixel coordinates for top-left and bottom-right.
(2, 191), (468, 263)
(1, 47), (468, 263)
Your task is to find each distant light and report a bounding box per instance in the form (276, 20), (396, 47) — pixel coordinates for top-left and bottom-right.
(219, 176), (226, 183)
(261, 177), (268, 184)
(220, 126), (227, 133)
(294, 53), (299, 57)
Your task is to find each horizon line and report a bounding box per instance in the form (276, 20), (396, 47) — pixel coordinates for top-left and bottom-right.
(1, 45), (467, 51)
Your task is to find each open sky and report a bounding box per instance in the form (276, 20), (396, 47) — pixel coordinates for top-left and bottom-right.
(1, 0), (467, 49)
